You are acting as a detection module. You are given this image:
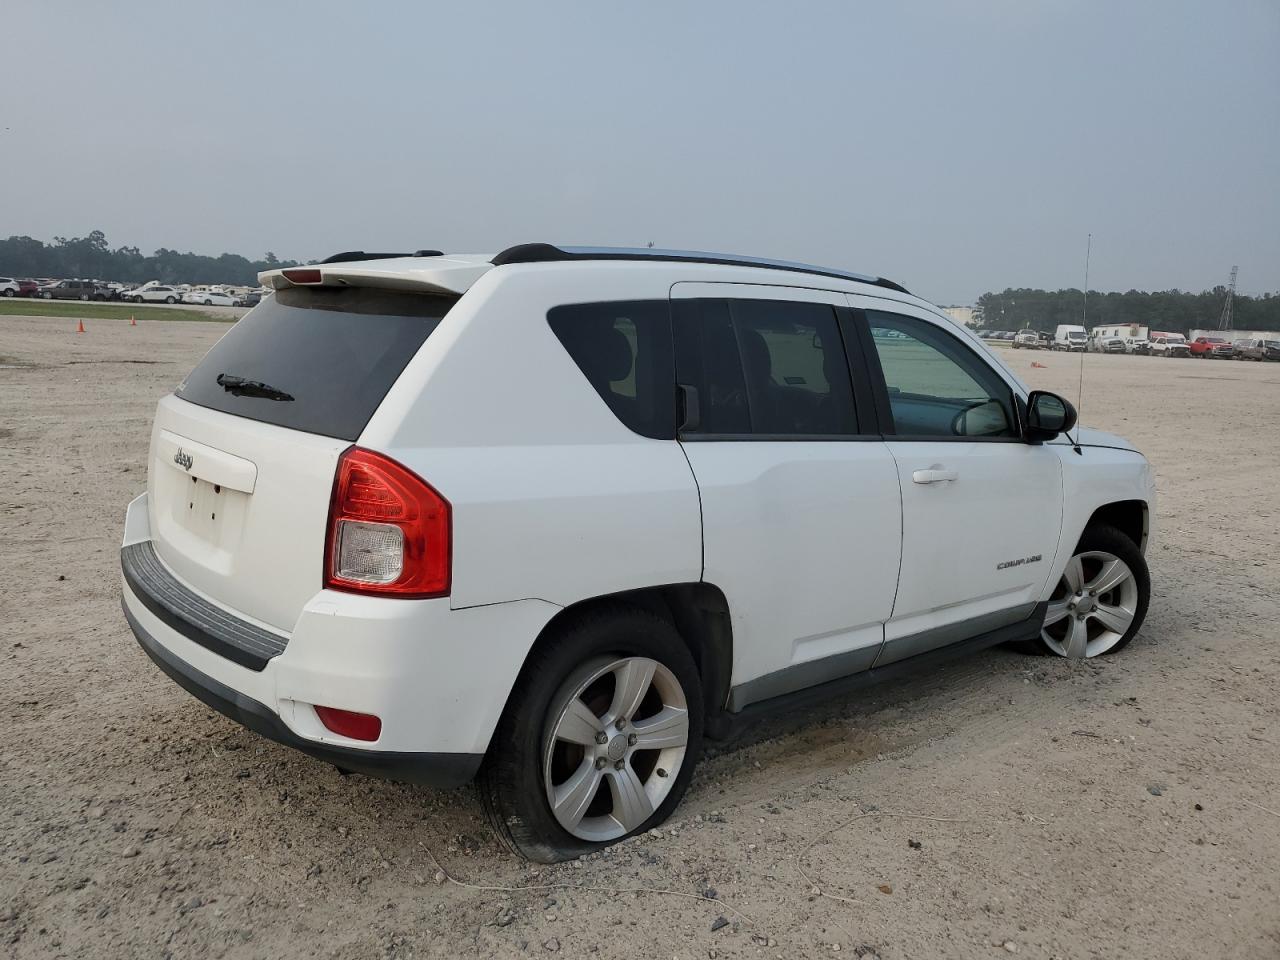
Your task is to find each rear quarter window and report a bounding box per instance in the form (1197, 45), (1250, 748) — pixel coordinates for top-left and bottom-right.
(175, 287), (456, 441)
(547, 300), (675, 440)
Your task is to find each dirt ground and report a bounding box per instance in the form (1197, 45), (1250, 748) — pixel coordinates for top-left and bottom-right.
(2, 314), (1277, 960)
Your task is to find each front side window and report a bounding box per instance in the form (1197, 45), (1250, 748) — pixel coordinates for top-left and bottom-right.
(547, 300), (675, 440)
(866, 311), (1017, 439)
(673, 298), (858, 436)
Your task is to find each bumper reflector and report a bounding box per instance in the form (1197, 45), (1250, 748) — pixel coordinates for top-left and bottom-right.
(314, 705), (382, 742)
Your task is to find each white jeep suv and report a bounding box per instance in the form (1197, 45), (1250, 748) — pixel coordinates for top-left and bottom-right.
(120, 244), (1155, 861)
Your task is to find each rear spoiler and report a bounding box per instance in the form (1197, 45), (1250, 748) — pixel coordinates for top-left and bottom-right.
(259, 254), (492, 297)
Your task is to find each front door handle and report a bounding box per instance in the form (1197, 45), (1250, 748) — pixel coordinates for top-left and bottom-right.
(912, 467), (958, 484)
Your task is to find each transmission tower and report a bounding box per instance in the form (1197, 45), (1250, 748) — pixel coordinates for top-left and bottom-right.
(1218, 265), (1238, 331)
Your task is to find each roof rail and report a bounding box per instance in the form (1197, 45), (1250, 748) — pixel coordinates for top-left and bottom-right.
(490, 243), (909, 294)
(318, 250), (443, 264)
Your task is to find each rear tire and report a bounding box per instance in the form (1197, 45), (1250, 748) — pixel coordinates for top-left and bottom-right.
(478, 606), (704, 863)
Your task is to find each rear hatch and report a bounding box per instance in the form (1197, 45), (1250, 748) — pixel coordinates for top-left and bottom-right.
(147, 286), (456, 634)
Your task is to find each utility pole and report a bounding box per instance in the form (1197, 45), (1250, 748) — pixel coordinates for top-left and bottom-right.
(1218, 265), (1238, 331)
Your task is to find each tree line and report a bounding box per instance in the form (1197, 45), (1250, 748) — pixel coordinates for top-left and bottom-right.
(0, 231), (299, 287)
(976, 287), (1280, 335)
(5, 232), (1276, 333)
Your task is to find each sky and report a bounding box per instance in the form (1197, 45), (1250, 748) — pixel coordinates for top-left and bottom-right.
(2, 0), (1276, 304)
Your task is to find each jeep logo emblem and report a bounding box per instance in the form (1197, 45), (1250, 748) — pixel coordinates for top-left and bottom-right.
(174, 448), (193, 471)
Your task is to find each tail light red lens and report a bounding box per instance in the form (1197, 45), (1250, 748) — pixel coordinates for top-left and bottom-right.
(314, 705), (382, 742)
(281, 268), (323, 284)
(325, 447), (451, 598)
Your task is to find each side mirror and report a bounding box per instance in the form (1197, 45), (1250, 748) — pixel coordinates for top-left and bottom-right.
(1025, 390), (1077, 442)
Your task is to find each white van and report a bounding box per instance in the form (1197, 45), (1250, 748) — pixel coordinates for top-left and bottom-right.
(1053, 324), (1088, 351)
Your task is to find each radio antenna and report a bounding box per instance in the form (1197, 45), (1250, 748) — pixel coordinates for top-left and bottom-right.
(1074, 233), (1091, 454)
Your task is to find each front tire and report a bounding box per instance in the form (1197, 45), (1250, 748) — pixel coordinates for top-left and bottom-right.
(165, 296), (176, 304)
(478, 606), (704, 862)
(1032, 525), (1149, 658)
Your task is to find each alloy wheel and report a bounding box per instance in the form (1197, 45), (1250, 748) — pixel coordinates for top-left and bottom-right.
(542, 656), (689, 842)
(1042, 550), (1138, 658)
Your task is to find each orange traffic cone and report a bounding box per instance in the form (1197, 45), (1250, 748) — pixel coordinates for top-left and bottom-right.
(130, 315), (136, 326)
(77, 320), (86, 334)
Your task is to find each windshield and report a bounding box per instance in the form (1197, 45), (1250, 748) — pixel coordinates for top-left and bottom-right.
(1068, 331), (1086, 339)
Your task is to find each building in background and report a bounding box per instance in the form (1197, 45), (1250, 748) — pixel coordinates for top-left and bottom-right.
(942, 305), (976, 327)
(1188, 327), (1275, 344)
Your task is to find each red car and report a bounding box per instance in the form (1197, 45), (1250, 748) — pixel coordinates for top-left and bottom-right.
(1189, 336), (1235, 359)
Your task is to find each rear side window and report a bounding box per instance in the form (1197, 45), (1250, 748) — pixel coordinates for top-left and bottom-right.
(176, 287), (456, 441)
(547, 300), (675, 440)
(673, 298), (858, 436)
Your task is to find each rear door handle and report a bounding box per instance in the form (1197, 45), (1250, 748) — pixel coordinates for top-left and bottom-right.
(912, 467), (958, 484)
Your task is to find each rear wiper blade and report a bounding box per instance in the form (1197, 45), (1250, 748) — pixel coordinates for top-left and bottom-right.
(216, 373), (294, 402)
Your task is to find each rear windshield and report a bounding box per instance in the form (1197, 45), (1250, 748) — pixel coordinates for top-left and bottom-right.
(175, 287), (455, 441)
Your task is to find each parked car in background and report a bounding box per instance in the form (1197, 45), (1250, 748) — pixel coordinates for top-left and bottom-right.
(1124, 336), (1151, 355)
(1011, 329), (1040, 349)
(118, 244), (1155, 863)
(1089, 334), (1126, 354)
(1189, 336), (1234, 359)
(0, 277), (21, 297)
(233, 292), (262, 308)
(183, 289), (239, 306)
(124, 285), (182, 304)
(1232, 338), (1280, 361)
(1053, 324), (1088, 351)
(1150, 333), (1190, 358)
(39, 279), (112, 301)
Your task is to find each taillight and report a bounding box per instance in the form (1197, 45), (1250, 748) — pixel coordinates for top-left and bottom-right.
(324, 447), (451, 598)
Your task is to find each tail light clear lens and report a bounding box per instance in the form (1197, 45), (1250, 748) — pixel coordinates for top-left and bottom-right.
(325, 448), (450, 598)
(334, 520), (404, 584)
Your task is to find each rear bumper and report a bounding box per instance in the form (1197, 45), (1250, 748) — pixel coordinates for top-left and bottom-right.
(120, 491), (559, 784)
(123, 599), (483, 787)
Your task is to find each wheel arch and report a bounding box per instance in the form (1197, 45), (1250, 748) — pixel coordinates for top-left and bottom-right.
(510, 582), (735, 741)
(1084, 499), (1149, 554)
